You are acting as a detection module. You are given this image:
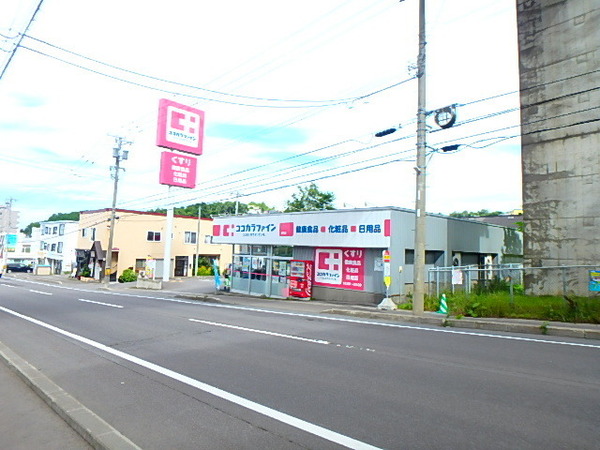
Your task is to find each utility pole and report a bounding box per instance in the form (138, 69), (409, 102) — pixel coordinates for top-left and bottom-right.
(104, 136), (131, 288)
(194, 204), (202, 277)
(0, 0), (45, 81)
(163, 199), (173, 282)
(412, 0), (427, 316)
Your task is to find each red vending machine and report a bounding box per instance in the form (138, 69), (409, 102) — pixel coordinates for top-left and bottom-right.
(289, 260), (314, 299)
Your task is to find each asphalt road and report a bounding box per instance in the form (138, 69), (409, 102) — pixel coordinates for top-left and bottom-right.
(1, 277), (599, 449)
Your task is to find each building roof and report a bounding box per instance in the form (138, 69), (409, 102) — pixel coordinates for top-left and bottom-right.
(80, 208), (212, 221)
(468, 215), (523, 229)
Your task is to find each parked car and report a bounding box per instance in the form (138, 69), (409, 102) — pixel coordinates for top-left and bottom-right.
(6, 263), (33, 273)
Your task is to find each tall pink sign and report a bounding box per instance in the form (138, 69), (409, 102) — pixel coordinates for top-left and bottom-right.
(159, 151), (197, 189)
(156, 99), (205, 155)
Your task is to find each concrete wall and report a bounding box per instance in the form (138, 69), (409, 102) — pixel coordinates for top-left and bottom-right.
(517, 0), (600, 294)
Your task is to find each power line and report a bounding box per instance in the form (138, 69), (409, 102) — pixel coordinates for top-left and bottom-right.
(0, 0), (45, 80)
(22, 33), (360, 104)
(18, 41), (416, 109)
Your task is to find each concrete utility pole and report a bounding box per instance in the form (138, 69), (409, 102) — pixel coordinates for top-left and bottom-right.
(104, 136), (131, 288)
(412, 0), (427, 316)
(194, 204), (202, 277)
(163, 200), (173, 282)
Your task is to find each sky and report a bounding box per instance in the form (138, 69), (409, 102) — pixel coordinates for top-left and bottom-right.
(0, 0), (522, 228)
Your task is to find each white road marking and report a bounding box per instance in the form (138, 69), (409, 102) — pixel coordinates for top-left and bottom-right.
(189, 318), (330, 345)
(0, 284), (15, 288)
(78, 299), (124, 309)
(6, 278), (600, 349)
(29, 290), (53, 296)
(0, 306), (381, 450)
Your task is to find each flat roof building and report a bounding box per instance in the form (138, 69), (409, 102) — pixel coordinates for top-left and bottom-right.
(212, 207), (523, 305)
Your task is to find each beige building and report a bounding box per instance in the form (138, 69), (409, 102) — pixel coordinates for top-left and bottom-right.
(76, 209), (232, 280)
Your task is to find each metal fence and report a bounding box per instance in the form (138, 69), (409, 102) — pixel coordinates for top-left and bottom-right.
(428, 264), (600, 298)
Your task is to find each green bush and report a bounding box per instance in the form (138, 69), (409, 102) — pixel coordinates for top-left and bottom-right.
(118, 268), (138, 283)
(197, 265), (214, 276)
(80, 267), (91, 277)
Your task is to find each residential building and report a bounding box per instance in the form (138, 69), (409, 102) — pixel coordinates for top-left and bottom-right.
(516, 0), (600, 295)
(39, 220), (79, 274)
(76, 209), (232, 281)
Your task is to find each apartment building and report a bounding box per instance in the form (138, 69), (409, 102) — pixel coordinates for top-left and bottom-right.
(77, 209), (232, 281)
(39, 220), (79, 274)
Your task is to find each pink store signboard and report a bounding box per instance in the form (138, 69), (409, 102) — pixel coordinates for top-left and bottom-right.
(159, 151), (197, 189)
(314, 247), (365, 291)
(156, 99), (205, 155)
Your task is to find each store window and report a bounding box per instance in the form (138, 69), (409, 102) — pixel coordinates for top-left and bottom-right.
(234, 244), (250, 254)
(251, 257), (267, 280)
(252, 245), (268, 256)
(273, 246), (293, 257)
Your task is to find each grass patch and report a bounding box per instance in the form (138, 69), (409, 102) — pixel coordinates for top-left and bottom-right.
(428, 292), (600, 324)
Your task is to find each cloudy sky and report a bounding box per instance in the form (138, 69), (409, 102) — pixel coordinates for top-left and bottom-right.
(0, 0), (522, 227)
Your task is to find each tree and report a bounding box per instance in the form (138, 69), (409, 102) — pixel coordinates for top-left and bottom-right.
(21, 222), (40, 237)
(284, 183), (335, 212)
(149, 201), (268, 218)
(449, 209), (504, 218)
(248, 202), (274, 213)
(21, 211), (80, 236)
(47, 211), (80, 221)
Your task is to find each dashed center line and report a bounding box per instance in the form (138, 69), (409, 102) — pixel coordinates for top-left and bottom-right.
(189, 318), (330, 345)
(78, 299), (124, 309)
(188, 318), (376, 352)
(29, 290), (53, 296)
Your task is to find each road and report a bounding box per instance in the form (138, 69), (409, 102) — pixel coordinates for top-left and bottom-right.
(1, 277), (599, 449)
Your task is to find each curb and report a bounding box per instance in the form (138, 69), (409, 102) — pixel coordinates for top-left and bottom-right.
(0, 341), (140, 450)
(321, 309), (600, 340)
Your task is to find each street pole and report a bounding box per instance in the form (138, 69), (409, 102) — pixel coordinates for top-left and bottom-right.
(104, 136), (130, 288)
(412, 0), (427, 316)
(163, 189), (173, 282)
(194, 204), (202, 277)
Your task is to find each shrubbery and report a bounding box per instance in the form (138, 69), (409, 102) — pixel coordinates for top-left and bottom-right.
(197, 266), (214, 276)
(118, 268), (138, 283)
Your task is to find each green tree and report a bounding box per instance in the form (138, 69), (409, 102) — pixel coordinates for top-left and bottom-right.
(150, 201), (254, 218)
(284, 183), (335, 212)
(47, 211), (80, 221)
(21, 222), (40, 237)
(248, 201), (274, 213)
(449, 209), (504, 218)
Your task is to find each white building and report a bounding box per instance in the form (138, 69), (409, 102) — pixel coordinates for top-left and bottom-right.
(38, 220), (79, 274)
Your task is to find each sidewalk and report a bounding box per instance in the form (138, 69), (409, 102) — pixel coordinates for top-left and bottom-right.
(0, 351), (91, 450)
